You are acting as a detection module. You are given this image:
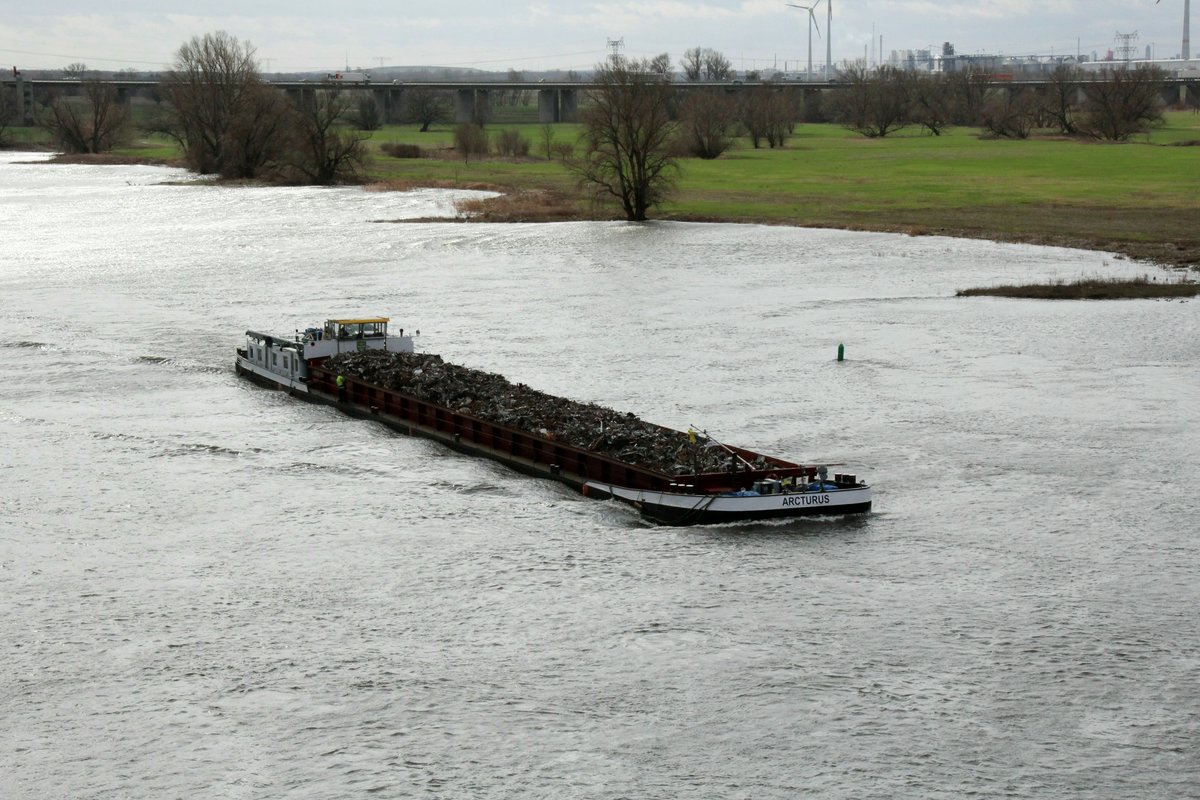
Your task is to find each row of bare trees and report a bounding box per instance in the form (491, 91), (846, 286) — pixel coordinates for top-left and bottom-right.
(679, 47), (734, 82)
(827, 64), (1171, 141)
(676, 85), (797, 158)
(571, 53), (815, 220)
(39, 81), (130, 154)
(152, 32), (367, 182)
(35, 31), (368, 184)
(20, 36), (1188, 217)
(572, 55), (1190, 222)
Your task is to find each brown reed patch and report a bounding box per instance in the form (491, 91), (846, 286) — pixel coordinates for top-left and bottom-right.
(453, 189), (585, 222)
(957, 275), (1200, 300)
(363, 178), (505, 193)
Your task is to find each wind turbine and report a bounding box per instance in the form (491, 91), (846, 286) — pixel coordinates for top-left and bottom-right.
(786, 0), (823, 81)
(826, 0), (833, 77)
(1157, 0), (1191, 60)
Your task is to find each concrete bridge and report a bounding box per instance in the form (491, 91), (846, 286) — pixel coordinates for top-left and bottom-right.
(2, 76), (1193, 128)
(1, 77), (600, 127)
(271, 80), (593, 125)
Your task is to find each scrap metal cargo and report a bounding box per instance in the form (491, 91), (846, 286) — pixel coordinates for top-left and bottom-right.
(235, 316), (872, 524)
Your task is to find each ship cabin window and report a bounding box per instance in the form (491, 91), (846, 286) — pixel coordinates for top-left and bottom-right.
(329, 320), (388, 339)
(272, 352), (277, 366)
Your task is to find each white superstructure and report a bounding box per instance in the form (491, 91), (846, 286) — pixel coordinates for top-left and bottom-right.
(236, 316), (414, 393)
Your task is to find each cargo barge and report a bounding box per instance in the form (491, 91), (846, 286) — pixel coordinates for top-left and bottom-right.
(235, 316), (872, 525)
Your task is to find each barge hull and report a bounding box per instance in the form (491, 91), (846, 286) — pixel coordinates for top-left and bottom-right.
(235, 356), (312, 396)
(237, 357), (872, 523)
(585, 482), (873, 525)
(641, 500), (874, 526)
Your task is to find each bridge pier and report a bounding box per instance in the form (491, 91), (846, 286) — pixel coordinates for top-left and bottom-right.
(537, 89), (559, 122)
(454, 88), (491, 124)
(375, 87), (405, 123)
(559, 89), (578, 122)
(14, 76), (34, 126)
(536, 89), (579, 122)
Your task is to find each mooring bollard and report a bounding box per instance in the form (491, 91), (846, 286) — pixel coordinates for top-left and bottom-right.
(837, 342), (845, 362)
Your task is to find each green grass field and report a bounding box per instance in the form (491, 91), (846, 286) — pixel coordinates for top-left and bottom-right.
(361, 113), (1200, 266)
(362, 113), (1200, 212)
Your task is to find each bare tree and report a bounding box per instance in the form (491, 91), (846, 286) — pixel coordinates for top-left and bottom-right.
(945, 67), (993, 125)
(493, 128), (530, 156)
(159, 31), (280, 177)
(406, 86), (449, 132)
(157, 31), (367, 184)
(350, 94), (383, 130)
(827, 65), (910, 138)
(63, 62), (88, 79)
(764, 90), (798, 147)
(703, 50), (734, 81)
(681, 48), (704, 82)
(908, 73), (954, 135)
(741, 87), (769, 148)
(287, 89), (369, 184)
(680, 47), (732, 82)
(539, 122), (555, 160)
(504, 69), (525, 107)
(1079, 65), (1167, 141)
(1042, 64), (1082, 135)
(647, 53), (673, 78)
(677, 90), (737, 159)
(573, 55), (677, 221)
(218, 81), (291, 179)
(980, 87), (1040, 139)
(741, 83), (791, 148)
(39, 80), (129, 153)
(453, 123), (488, 162)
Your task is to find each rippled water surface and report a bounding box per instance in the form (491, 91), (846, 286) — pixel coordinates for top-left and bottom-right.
(2, 152), (1197, 799)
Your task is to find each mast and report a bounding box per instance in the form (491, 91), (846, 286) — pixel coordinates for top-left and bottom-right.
(826, 0), (833, 76)
(1186, 0), (1192, 60)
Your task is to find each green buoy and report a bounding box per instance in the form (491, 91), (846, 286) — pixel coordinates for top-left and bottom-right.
(837, 342), (845, 362)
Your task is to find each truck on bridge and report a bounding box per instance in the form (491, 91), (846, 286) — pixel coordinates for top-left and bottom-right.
(324, 72), (370, 84)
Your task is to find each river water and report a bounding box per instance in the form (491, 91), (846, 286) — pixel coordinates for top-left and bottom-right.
(1, 151), (1197, 799)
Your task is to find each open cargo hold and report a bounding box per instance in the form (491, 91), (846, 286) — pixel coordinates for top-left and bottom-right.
(235, 317), (871, 524)
(308, 350), (855, 495)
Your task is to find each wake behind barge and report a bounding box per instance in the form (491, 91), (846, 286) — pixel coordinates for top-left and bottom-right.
(235, 316), (872, 525)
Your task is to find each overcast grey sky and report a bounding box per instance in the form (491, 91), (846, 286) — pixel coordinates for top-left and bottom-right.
(1, 1), (1192, 73)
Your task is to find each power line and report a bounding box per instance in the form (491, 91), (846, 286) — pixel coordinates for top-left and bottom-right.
(0, 44), (604, 72)
(0, 46), (170, 66)
(315, 49), (601, 71)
